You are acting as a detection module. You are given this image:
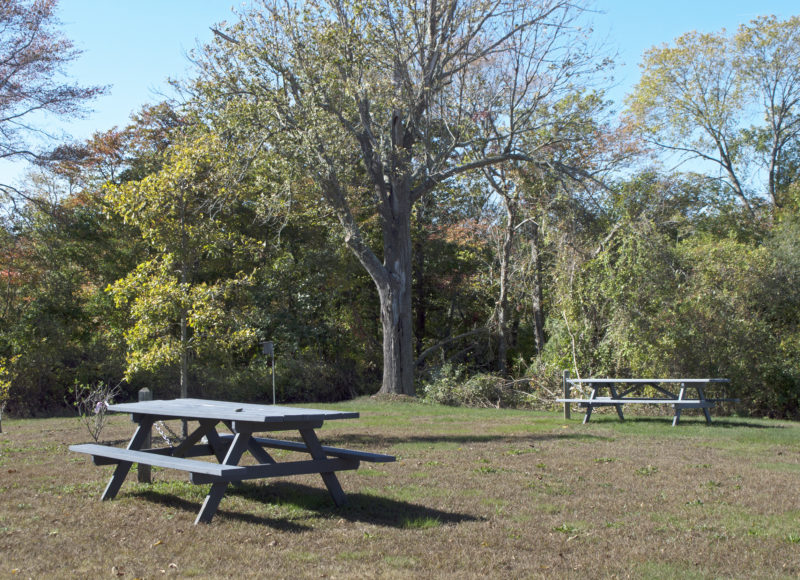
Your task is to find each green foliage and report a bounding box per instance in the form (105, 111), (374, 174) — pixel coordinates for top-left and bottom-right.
(548, 174), (800, 418)
(420, 363), (531, 408)
(104, 131), (261, 386)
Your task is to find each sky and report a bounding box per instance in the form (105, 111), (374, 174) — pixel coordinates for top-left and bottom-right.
(1, 0), (798, 185)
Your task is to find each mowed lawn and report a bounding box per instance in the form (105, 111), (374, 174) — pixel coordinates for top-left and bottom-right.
(1, 398), (799, 579)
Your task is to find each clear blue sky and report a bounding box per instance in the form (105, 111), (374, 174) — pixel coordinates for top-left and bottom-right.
(1, 0), (798, 185)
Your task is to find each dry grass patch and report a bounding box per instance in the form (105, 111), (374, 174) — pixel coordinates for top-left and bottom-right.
(1, 400), (799, 578)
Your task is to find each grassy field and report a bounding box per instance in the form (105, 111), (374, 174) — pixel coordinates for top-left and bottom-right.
(1, 398), (799, 579)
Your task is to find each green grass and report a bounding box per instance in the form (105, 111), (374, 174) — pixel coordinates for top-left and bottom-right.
(1, 397), (800, 578)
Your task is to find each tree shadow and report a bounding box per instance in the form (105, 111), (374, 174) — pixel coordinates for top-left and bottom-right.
(328, 431), (613, 447)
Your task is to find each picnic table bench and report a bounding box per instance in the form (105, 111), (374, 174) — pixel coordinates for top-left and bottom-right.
(70, 398), (394, 524)
(557, 378), (734, 426)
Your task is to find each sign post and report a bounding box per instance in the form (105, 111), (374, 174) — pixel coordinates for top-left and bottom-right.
(262, 341), (275, 404)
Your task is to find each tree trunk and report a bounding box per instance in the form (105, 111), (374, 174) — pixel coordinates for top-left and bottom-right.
(496, 197), (516, 375)
(376, 200), (415, 396)
(413, 234), (426, 357)
(529, 221), (546, 356)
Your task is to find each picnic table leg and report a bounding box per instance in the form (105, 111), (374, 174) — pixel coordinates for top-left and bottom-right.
(199, 420), (229, 463)
(583, 385), (598, 424)
(299, 427), (347, 506)
(101, 417), (154, 501)
(221, 420), (276, 465)
(195, 430), (250, 524)
(672, 384), (687, 427)
(582, 405), (593, 424)
(609, 383), (625, 421)
(697, 384), (712, 424)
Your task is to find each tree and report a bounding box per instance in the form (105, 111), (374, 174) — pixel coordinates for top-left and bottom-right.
(736, 16), (800, 208)
(483, 91), (614, 373)
(0, 0), (104, 185)
(625, 15), (800, 213)
(193, 0), (602, 395)
(106, 130), (261, 400)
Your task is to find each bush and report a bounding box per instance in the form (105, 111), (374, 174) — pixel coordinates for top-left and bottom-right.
(420, 363), (542, 408)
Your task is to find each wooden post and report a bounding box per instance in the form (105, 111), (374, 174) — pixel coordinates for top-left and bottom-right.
(137, 388), (152, 483)
(562, 370), (571, 419)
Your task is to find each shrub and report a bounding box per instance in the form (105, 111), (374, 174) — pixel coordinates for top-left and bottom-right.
(70, 381), (122, 442)
(420, 363), (542, 408)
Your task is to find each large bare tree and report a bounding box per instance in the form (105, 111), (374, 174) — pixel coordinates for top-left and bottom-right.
(0, 0), (104, 180)
(195, 0), (601, 395)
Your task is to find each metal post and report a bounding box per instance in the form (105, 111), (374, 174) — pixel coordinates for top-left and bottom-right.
(137, 388), (152, 483)
(562, 370), (571, 420)
(262, 341), (275, 404)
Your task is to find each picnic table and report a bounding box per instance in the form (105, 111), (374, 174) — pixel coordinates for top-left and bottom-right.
(70, 398), (395, 524)
(557, 378), (733, 426)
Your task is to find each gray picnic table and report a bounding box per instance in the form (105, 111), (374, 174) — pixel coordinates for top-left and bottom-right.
(557, 378), (733, 426)
(70, 398), (394, 524)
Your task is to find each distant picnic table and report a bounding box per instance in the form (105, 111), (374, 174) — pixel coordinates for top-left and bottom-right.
(557, 378), (735, 426)
(70, 398), (395, 524)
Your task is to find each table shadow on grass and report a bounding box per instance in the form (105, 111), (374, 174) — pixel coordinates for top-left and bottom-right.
(584, 415), (783, 429)
(129, 481), (481, 530)
(230, 481), (482, 528)
(127, 487), (312, 531)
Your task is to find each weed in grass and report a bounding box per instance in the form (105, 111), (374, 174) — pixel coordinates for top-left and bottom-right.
(287, 550), (319, 563)
(594, 457), (616, 463)
(401, 516), (441, 529)
(635, 561), (708, 579)
(357, 468), (388, 477)
(535, 502), (563, 515)
(786, 534), (800, 544)
(504, 447), (537, 456)
(529, 480), (574, 496)
(635, 464), (658, 476)
(337, 550), (370, 561)
(553, 522), (579, 534)
(384, 555), (418, 569)
(474, 466), (500, 474)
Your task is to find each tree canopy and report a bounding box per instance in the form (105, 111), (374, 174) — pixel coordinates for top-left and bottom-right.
(0, 6), (799, 419)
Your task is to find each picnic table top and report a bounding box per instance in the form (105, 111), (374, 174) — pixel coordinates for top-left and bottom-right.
(107, 398), (360, 424)
(567, 378), (729, 384)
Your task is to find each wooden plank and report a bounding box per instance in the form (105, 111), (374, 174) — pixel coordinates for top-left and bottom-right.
(70, 443), (242, 477)
(107, 398), (359, 424)
(190, 458), (360, 484)
(557, 398), (713, 406)
(217, 434), (396, 463)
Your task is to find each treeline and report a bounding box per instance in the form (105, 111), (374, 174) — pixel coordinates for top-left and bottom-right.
(1, 2), (799, 418)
